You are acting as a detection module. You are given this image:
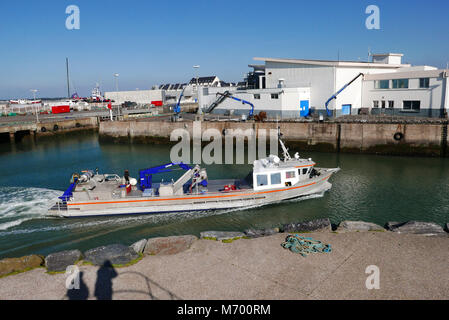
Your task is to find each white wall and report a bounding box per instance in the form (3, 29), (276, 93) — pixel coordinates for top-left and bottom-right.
(263, 61), (400, 115)
(264, 62), (335, 112)
(363, 76), (446, 111)
(104, 90), (163, 104)
(198, 86), (310, 118)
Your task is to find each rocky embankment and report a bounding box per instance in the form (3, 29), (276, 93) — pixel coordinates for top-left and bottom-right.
(0, 219), (448, 278)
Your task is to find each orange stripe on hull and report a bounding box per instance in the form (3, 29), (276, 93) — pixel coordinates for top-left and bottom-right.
(295, 164), (315, 168)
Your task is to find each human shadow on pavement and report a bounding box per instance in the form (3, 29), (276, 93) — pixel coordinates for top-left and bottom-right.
(94, 260), (118, 300)
(67, 271), (89, 300)
(113, 271), (181, 300)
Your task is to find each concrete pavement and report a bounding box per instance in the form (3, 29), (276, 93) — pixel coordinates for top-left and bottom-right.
(0, 231), (448, 300)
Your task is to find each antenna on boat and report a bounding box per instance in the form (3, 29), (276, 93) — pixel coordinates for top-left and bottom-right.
(277, 126), (291, 161)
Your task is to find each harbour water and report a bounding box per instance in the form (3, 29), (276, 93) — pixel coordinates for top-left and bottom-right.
(0, 132), (448, 259)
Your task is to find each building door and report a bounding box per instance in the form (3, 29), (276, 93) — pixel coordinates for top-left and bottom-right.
(342, 104), (352, 115)
(300, 100), (309, 117)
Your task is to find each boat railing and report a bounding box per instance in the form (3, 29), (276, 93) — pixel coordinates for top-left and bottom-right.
(51, 201), (68, 212)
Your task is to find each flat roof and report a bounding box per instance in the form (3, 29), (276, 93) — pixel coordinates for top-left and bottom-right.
(254, 57), (410, 68)
(371, 53), (404, 57)
(364, 69), (448, 80)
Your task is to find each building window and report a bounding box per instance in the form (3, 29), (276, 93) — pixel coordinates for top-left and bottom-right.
(254, 94), (261, 99)
(388, 101), (394, 108)
(285, 171), (296, 179)
(381, 101), (386, 109)
(392, 79), (409, 89)
(256, 174), (268, 186)
(419, 78), (430, 88)
(375, 80), (390, 89)
(271, 93), (279, 99)
(403, 101), (421, 111)
(373, 101), (379, 108)
(270, 173), (281, 185)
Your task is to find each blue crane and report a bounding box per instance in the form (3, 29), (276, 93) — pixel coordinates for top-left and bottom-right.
(174, 86), (185, 114)
(139, 162), (192, 190)
(324, 73), (364, 117)
(209, 92), (255, 119)
(173, 86), (186, 119)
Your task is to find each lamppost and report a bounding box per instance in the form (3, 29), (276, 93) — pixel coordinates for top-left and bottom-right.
(114, 73), (119, 119)
(30, 89), (39, 123)
(114, 73), (120, 92)
(193, 65), (200, 90)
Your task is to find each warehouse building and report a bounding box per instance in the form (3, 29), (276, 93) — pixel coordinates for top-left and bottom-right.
(104, 89), (163, 105)
(198, 53), (449, 118)
(363, 66), (449, 117)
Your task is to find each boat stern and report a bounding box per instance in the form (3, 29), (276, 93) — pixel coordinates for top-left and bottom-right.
(47, 201), (68, 218)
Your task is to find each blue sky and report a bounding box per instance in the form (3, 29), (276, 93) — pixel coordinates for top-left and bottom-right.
(0, 0), (448, 99)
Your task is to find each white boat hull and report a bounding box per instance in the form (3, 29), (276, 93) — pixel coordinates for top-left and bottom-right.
(49, 170), (337, 218)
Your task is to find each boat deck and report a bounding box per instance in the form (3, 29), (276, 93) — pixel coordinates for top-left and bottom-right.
(71, 178), (252, 202)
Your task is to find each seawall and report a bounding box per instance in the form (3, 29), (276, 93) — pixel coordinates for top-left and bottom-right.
(99, 120), (449, 157)
(0, 117), (99, 144)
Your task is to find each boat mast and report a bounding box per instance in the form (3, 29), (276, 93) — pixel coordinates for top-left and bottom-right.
(66, 58), (70, 98)
(278, 127), (292, 161)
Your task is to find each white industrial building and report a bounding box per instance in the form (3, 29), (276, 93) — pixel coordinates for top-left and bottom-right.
(198, 86), (311, 118)
(104, 89), (163, 105)
(363, 66), (449, 117)
(104, 76), (236, 106)
(198, 53), (449, 118)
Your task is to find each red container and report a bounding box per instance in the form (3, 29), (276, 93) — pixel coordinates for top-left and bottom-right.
(151, 100), (163, 107)
(51, 105), (70, 114)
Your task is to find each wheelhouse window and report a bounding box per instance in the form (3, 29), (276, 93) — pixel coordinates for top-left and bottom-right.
(419, 78), (430, 88)
(270, 173), (281, 185)
(374, 80), (390, 89)
(256, 174), (268, 186)
(285, 171), (296, 179)
(403, 100), (420, 111)
(392, 79), (409, 89)
(254, 94), (261, 99)
(302, 168), (308, 175)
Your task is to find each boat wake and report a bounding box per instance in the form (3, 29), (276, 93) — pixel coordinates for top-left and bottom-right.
(0, 187), (62, 231)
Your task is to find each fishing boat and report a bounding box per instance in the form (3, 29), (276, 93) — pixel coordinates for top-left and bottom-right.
(9, 99), (42, 105)
(48, 135), (340, 218)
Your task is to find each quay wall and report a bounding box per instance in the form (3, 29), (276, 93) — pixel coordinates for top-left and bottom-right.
(0, 117), (99, 143)
(99, 120), (449, 157)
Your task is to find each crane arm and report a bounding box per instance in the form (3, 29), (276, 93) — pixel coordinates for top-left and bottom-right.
(139, 162), (191, 190)
(174, 86), (186, 114)
(216, 92), (255, 117)
(325, 73), (364, 117)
